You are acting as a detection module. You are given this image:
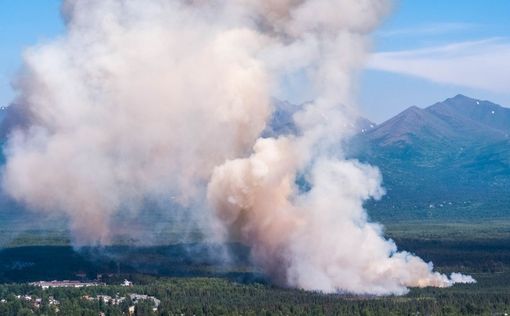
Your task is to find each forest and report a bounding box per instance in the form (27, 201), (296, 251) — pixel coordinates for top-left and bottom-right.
(0, 220), (509, 315)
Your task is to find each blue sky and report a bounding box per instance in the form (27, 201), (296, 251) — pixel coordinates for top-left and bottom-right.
(362, 0), (510, 122)
(0, 0), (64, 107)
(0, 0), (509, 122)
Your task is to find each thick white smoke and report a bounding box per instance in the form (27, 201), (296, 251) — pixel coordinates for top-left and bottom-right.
(2, 0), (474, 294)
(4, 0), (272, 244)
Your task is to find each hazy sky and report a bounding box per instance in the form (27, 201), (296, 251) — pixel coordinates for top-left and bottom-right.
(0, 0), (509, 122)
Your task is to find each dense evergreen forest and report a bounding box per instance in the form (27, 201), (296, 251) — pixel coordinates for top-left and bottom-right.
(0, 273), (510, 316)
(0, 220), (509, 315)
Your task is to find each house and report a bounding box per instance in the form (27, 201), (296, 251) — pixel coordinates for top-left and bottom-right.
(129, 294), (160, 312)
(30, 280), (103, 289)
(122, 279), (133, 287)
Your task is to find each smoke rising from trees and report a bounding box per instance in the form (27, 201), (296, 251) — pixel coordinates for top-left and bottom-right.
(2, 0), (474, 294)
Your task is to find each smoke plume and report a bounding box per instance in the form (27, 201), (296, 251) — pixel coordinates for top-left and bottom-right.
(2, 0), (474, 294)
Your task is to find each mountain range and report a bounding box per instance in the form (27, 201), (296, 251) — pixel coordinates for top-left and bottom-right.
(363, 94), (510, 146)
(0, 94), (509, 223)
(354, 94), (510, 221)
(266, 94), (510, 221)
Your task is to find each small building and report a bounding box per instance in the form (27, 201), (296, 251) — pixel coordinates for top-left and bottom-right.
(30, 280), (103, 289)
(122, 279), (133, 287)
(129, 294), (160, 312)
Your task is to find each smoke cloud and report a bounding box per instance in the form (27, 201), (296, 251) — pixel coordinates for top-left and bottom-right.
(2, 0), (474, 294)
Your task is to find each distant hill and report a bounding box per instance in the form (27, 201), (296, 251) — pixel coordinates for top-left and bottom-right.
(263, 95), (510, 221)
(263, 99), (377, 137)
(0, 95), (508, 224)
(365, 94), (510, 147)
(262, 100), (302, 137)
(356, 95), (510, 221)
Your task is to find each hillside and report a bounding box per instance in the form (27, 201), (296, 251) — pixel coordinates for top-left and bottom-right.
(262, 95), (510, 221)
(0, 95), (509, 224)
(357, 95), (510, 221)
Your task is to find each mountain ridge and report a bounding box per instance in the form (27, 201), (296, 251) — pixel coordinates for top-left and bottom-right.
(0, 95), (508, 222)
(355, 94), (510, 221)
(364, 94), (510, 147)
